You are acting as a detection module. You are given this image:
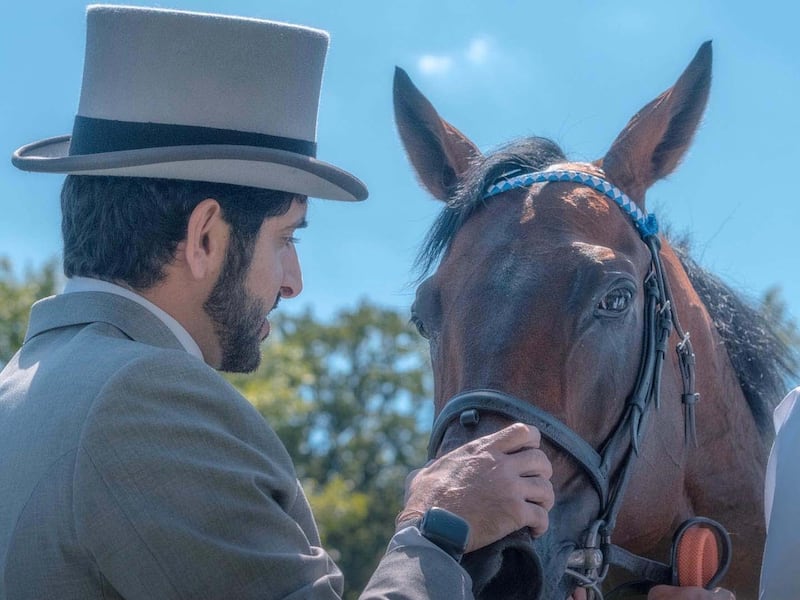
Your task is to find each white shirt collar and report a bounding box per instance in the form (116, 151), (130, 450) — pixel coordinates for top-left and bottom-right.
(61, 276), (204, 361)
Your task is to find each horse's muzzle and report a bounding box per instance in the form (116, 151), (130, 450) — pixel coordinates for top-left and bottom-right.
(462, 530), (544, 600)
(462, 528), (593, 600)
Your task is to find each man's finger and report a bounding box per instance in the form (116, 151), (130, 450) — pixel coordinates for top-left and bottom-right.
(503, 447), (553, 479)
(523, 501), (550, 538)
(524, 477), (555, 511)
(483, 422), (541, 452)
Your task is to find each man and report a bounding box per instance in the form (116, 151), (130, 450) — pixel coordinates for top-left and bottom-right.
(1, 5), (554, 599)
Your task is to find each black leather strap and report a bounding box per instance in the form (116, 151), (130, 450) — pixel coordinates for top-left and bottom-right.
(428, 389), (609, 501)
(605, 544), (671, 584)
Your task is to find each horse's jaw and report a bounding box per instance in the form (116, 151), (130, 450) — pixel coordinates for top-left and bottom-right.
(462, 529), (579, 600)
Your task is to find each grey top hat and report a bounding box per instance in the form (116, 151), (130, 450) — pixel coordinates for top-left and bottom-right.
(12, 5), (368, 201)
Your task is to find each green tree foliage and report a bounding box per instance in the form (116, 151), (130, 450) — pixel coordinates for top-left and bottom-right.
(0, 257), (60, 366)
(762, 285), (800, 375)
(228, 301), (432, 598)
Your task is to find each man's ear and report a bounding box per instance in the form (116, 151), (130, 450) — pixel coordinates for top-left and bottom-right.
(183, 198), (229, 281)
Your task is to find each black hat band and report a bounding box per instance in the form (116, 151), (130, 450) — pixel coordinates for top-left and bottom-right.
(69, 115), (318, 158)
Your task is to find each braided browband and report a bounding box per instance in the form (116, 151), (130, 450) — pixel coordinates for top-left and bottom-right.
(484, 169), (659, 239)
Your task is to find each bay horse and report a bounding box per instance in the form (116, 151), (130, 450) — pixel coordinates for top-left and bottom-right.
(394, 42), (792, 599)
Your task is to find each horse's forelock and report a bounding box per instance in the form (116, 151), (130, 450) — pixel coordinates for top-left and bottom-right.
(414, 136), (566, 278)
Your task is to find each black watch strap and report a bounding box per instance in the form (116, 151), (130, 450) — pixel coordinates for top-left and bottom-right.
(418, 507), (470, 562)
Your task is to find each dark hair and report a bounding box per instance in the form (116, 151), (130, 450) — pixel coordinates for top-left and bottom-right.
(61, 175), (303, 289)
(416, 136), (566, 276)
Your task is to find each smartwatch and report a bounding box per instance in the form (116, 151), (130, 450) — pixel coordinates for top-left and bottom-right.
(418, 507), (470, 562)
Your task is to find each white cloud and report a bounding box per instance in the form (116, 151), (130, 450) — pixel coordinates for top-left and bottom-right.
(465, 37), (490, 65)
(417, 36), (495, 78)
(418, 54), (454, 75)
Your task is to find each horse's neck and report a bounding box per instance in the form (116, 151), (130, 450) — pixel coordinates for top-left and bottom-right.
(662, 245), (766, 597)
(662, 245), (770, 478)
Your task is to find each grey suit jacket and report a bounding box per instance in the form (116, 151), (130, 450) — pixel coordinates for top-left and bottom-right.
(0, 292), (472, 599)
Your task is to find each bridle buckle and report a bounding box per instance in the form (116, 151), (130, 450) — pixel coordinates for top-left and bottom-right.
(567, 548), (604, 571)
(565, 520), (610, 596)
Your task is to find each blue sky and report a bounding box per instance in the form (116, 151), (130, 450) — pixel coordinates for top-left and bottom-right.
(2, 1), (798, 332)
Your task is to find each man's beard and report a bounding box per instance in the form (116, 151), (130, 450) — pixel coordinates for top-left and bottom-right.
(203, 238), (272, 373)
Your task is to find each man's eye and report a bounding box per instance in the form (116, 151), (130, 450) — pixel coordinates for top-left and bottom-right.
(286, 236), (300, 245)
(410, 314), (429, 339)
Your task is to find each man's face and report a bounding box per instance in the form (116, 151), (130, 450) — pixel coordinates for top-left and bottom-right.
(204, 199), (307, 373)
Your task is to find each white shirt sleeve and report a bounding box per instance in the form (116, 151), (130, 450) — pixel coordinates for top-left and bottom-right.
(760, 386), (800, 598)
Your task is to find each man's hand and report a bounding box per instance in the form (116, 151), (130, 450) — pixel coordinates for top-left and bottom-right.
(648, 586), (735, 600)
(397, 423), (554, 553)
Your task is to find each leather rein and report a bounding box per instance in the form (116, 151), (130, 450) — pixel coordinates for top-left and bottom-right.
(426, 169), (706, 595)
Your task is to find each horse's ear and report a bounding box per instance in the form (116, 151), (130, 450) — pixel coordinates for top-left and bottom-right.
(393, 67), (481, 202)
(599, 41), (712, 205)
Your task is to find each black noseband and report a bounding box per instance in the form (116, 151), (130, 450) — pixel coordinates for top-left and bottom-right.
(428, 389), (611, 502)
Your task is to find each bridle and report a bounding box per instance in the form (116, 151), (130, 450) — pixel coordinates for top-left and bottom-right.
(426, 168), (718, 596)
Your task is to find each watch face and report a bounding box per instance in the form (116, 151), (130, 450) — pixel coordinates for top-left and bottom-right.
(421, 507), (470, 560)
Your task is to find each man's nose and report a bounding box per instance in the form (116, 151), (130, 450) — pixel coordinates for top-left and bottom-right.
(279, 248), (303, 298)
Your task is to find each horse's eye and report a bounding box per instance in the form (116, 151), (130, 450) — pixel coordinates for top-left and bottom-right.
(597, 286), (634, 316)
(410, 314), (429, 339)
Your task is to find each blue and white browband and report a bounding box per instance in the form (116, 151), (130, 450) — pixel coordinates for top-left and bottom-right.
(483, 169), (659, 239)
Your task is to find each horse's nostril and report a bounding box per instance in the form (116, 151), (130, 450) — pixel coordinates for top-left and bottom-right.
(476, 547), (543, 600)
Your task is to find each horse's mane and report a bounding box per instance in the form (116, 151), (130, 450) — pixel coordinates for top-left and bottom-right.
(416, 135), (795, 438)
(671, 240), (796, 436)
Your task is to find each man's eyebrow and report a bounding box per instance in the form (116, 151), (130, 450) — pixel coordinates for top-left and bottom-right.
(285, 218), (308, 231)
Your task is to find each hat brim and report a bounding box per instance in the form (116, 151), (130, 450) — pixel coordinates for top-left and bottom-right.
(12, 135), (368, 201)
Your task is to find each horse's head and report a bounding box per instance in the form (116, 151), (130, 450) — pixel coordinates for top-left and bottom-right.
(395, 44), (715, 599)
